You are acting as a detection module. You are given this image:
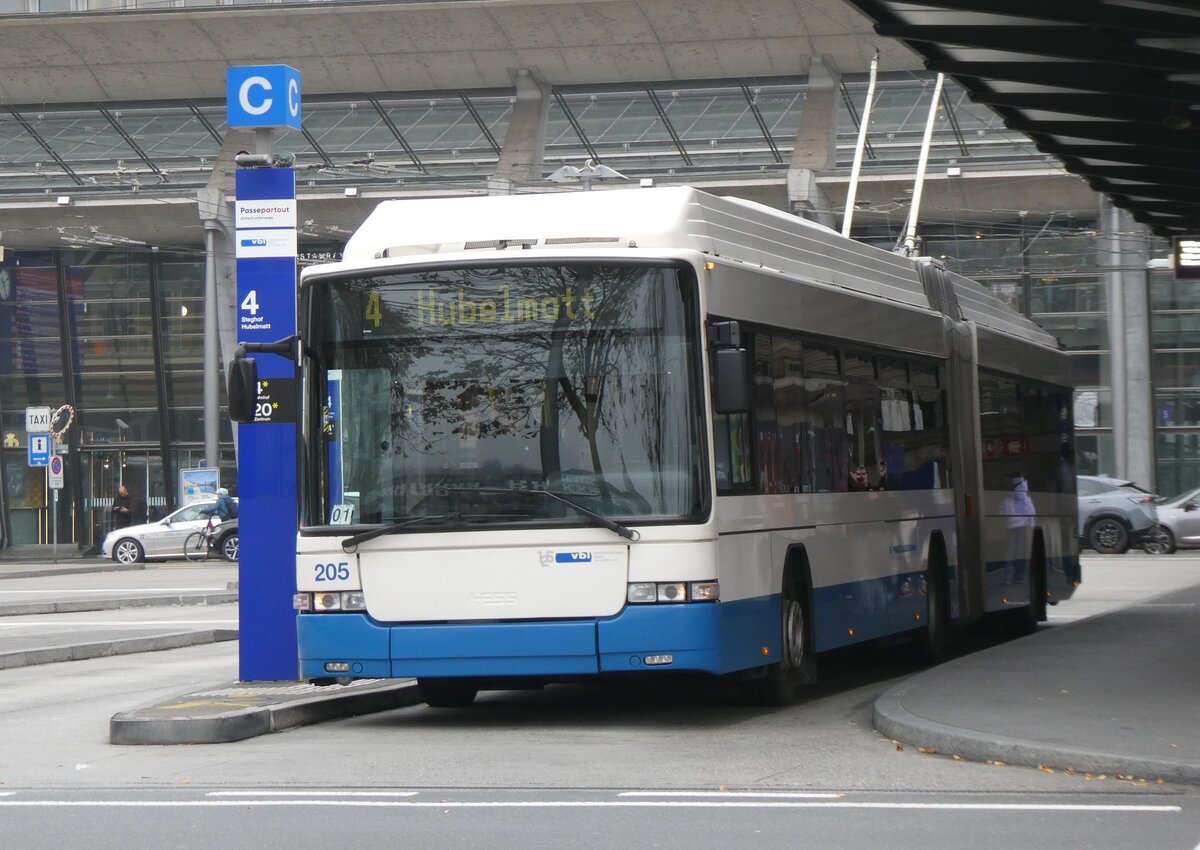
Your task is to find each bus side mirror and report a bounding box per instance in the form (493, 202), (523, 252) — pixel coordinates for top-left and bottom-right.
(714, 348), (751, 413)
(228, 356), (258, 423)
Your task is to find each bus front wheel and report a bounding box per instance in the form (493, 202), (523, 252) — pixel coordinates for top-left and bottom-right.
(742, 590), (814, 707)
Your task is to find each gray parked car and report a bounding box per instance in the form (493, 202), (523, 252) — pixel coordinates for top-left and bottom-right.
(1142, 487), (1200, 554)
(1077, 475), (1159, 555)
(101, 496), (239, 564)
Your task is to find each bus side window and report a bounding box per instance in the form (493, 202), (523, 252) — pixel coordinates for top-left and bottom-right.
(715, 412), (752, 489)
(711, 330), (754, 493)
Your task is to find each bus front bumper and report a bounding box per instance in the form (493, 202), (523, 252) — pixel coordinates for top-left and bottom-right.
(297, 596), (778, 681)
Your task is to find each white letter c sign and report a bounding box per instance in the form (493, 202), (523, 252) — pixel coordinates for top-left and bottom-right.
(239, 76), (273, 116)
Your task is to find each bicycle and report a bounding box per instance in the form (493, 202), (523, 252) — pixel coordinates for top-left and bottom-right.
(183, 517), (220, 562)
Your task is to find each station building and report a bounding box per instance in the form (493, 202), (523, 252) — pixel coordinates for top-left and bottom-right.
(0, 0), (1188, 548)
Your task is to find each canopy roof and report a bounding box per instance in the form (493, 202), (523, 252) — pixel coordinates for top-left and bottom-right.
(844, 0), (1200, 238)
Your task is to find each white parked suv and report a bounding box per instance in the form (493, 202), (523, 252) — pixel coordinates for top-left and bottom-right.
(1077, 475), (1159, 555)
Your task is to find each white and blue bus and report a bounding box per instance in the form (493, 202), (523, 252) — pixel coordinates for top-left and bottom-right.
(249, 187), (1078, 706)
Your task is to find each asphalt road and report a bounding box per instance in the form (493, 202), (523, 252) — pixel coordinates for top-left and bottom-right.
(0, 555), (1196, 849)
(0, 787), (1195, 850)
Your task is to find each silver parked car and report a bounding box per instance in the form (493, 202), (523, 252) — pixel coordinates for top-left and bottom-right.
(101, 497), (239, 564)
(1077, 475), (1159, 555)
(1143, 487), (1200, 554)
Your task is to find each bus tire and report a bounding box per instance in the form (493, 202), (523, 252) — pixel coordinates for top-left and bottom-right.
(911, 539), (950, 664)
(742, 576), (815, 707)
(418, 678), (478, 708)
(1010, 540), (1047, 636)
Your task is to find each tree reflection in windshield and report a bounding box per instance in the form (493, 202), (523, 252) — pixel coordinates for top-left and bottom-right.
(307, 263), (706, 529)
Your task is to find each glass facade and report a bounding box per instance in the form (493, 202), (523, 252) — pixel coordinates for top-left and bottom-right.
(0, 74), (1048, 202)
(0, 248), (237, 547)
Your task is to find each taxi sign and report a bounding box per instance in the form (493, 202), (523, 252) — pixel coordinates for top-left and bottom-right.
(25, 406), (51, 433)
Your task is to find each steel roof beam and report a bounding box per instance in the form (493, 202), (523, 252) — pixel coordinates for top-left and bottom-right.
(1024, 121), (1200, 153)
(927, 60), (1200, 101)
(1074, 165), (1200, 188)
(1034, 142), (1198, 171)
(6, 107), (82, 186)
(872, 0), (1200, 38)
(969, 92), (1181, 125)
(1089, 181), (1200, 204)
(877, 25), (1200, 73)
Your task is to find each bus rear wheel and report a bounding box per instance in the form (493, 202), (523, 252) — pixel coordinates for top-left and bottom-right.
(1009, 547), (1047, 637)
(742, 590), (814, 707)
(418, 678), (478, 708)
(911, 544), (950, 663)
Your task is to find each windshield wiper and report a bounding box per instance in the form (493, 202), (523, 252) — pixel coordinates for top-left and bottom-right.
(340, 514), (449, 552)
(439, 486), (640, 541)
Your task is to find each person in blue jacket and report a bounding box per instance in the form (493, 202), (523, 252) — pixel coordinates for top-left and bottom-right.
(199, 487), (234, 522)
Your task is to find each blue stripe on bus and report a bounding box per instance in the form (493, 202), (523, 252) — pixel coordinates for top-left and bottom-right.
(391, 620), (600, 677)
(596, 595), (777, 674)
(297, 597), (780, 679)
(297, 613), (391, 680)
(810, 570), (927, 652)
(981, 554), (1078, 614)
(297, 553), (1079, 681)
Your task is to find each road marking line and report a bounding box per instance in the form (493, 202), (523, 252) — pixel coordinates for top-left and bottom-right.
(207, 791), (419, 797)
(618, 791), (843, 799)
(0, 588), (229, 594)
(0, 801), (1180, 812)
(0, 620), (237, 628)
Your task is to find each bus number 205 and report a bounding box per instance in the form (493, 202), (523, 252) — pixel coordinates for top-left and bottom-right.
(314, 562), (351, 582)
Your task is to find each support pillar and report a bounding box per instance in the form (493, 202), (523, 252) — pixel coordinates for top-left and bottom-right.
(1104, 200), (1155, 489)
(788, 55), (839, 229)
(198, 130), (252, 462)
(490, 68), (551, 193)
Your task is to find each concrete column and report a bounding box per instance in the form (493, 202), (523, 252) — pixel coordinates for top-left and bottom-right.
(1103, 199), (1156, 489)
(198, 130), (252, 462)
(1119, 211), (1156, 490)
(1105, 200), (1126, 477)
(491, 68), (550, 191)
(788, 55), (839, 228)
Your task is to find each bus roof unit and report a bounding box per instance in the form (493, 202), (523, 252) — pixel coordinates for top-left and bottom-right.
(339, 186), (1059, 352)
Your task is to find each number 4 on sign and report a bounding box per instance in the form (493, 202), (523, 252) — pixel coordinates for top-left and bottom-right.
(241, 289), (260, 315)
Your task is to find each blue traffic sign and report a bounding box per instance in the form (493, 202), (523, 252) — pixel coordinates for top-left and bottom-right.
(226, 65), (302, 131)
(27, 433), (50, 467)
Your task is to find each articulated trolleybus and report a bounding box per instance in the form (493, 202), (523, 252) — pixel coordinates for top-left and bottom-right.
(244, 187), (1079, 706)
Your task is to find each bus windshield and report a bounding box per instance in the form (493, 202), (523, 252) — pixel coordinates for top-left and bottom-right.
(303, 262), (707, 531)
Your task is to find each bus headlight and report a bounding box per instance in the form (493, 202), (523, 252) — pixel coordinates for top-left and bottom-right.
(626, 581), (718, 604)
(656, 582), (687, 603)
(313, 592), (342, 612)
(297, 591), (367, 612)
(627, 583), (657, 603)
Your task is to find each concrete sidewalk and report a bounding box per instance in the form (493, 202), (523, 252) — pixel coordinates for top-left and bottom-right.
(0, 553), (239, 669)
(0, 553), (419, 742)
(874, 581), (1200, 787)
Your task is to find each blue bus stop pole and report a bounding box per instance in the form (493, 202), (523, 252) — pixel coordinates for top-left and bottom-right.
(227, 65), (303, 681)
